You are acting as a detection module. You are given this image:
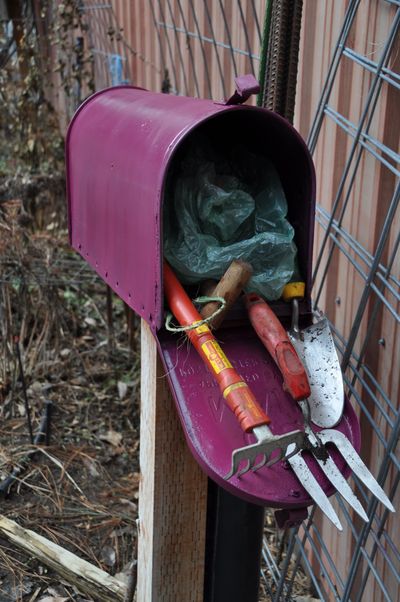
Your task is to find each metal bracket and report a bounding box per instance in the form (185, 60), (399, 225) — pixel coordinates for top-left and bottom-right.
(219, 74), (260, 105)
(274, 507), (309, 529)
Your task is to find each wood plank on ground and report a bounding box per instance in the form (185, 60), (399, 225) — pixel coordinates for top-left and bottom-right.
(0, 514), (126, 602)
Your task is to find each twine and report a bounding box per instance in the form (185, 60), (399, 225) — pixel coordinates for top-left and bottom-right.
(165, 295), (226, 333)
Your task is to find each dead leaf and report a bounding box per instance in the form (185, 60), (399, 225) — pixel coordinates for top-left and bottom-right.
(115, 560), (136, 585)
(31, 381), (44, 393)
(119, 498), (138, 510)
(117, 381), (128, 399)
(84, 317), (96, 327)
(83, 456), (101, 477)
(17, 402), (26, 416)
(42, 586), (69, 599)
(99, 429), (123, 447)
(100, 545), (116, 567)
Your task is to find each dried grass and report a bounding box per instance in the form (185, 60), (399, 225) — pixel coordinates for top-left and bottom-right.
(0, 193), (140, 601)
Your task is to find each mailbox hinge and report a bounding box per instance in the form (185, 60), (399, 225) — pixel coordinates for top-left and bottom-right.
(217, 74), (261, 106)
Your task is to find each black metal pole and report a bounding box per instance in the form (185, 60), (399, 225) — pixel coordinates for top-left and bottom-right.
(204, 479), (265, 602)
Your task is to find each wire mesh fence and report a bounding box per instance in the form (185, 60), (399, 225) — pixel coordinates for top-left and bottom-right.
(80, 0), (266, 99)
(294, 3), (399, 600)
(71, 1), (399, 600)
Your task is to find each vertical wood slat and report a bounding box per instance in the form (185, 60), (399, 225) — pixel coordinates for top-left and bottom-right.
(137, 321), (208, 602)
(143, 1), (152, 90)
(109, 1), (266, 101)
(213, 0), (224, 100)
(220, 0), (234, 99)
(113, 0), (267, 100)
(186, 0), (204, 97)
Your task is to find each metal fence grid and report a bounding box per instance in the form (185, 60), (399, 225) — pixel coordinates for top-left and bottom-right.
(287, 3), (399, 600)
(77, 1), (399, 600)
(79, 0), (266, 100)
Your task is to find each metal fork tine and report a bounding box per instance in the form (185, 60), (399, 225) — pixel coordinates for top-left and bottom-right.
(319, 430), (395, 513)
(224, 454), (241, 481)
(237, 459), (252, 478)
(301, 423), (369, 521)
(224, 466), (236, 481)
(265, 448), (285, 468)
(252, 453), (268, 472)
(287, 444), (343, 530)
(265, 449), (287, 468)
(314, 454), (369, 522)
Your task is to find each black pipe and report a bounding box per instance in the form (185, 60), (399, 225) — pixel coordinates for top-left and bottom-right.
(204, 479), (265, 602)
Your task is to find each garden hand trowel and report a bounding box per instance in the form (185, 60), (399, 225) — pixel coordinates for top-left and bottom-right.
(282, 282), (344, 428)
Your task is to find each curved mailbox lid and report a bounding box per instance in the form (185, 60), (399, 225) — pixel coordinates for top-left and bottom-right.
(158, 325), (359, 508)
(66, 85), (316, 332)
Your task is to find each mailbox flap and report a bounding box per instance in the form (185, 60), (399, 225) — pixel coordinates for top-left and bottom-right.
(157, 325), (359, 507)
(66, 85), (316, 332)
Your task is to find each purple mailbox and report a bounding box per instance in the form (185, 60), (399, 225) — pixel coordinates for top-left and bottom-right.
(66, 80), (360, 509)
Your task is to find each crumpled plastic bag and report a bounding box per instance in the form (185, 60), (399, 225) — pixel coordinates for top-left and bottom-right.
(163, 142), (298, 300)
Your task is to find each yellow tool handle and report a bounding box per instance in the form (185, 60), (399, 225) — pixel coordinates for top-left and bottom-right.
(282, 281), (305, 302)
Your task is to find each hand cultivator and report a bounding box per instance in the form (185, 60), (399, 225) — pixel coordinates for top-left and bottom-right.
(246, 292), (395, 527)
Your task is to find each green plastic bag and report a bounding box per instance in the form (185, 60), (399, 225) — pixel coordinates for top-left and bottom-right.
(164, 142), (297, 300)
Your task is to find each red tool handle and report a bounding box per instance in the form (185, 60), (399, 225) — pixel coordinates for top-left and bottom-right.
(245, 293), (311, 402)
(163, 261), (270, 432)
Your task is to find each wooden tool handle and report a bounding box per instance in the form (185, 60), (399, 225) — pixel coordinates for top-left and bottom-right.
(163, 261), (270, 432)
(200, 260), (253, 329)
(245, 293), (311, 402)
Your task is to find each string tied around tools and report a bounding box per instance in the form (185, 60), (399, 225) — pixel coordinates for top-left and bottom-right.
(165, 296), (226, 333)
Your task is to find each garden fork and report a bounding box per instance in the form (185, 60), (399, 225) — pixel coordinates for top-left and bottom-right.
(246, 293), (395, 527)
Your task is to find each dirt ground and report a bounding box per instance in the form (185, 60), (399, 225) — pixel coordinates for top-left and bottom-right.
(0, 181), (140, 601)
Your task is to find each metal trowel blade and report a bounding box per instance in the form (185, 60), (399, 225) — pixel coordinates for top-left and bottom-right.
(289, 318), (344, 428)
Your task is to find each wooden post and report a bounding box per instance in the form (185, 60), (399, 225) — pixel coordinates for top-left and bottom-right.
(137, 320), (208, 602)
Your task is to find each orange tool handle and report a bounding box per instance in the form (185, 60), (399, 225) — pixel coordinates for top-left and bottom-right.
(245, 293), (311, 402)
(163, 261), (270, 432)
